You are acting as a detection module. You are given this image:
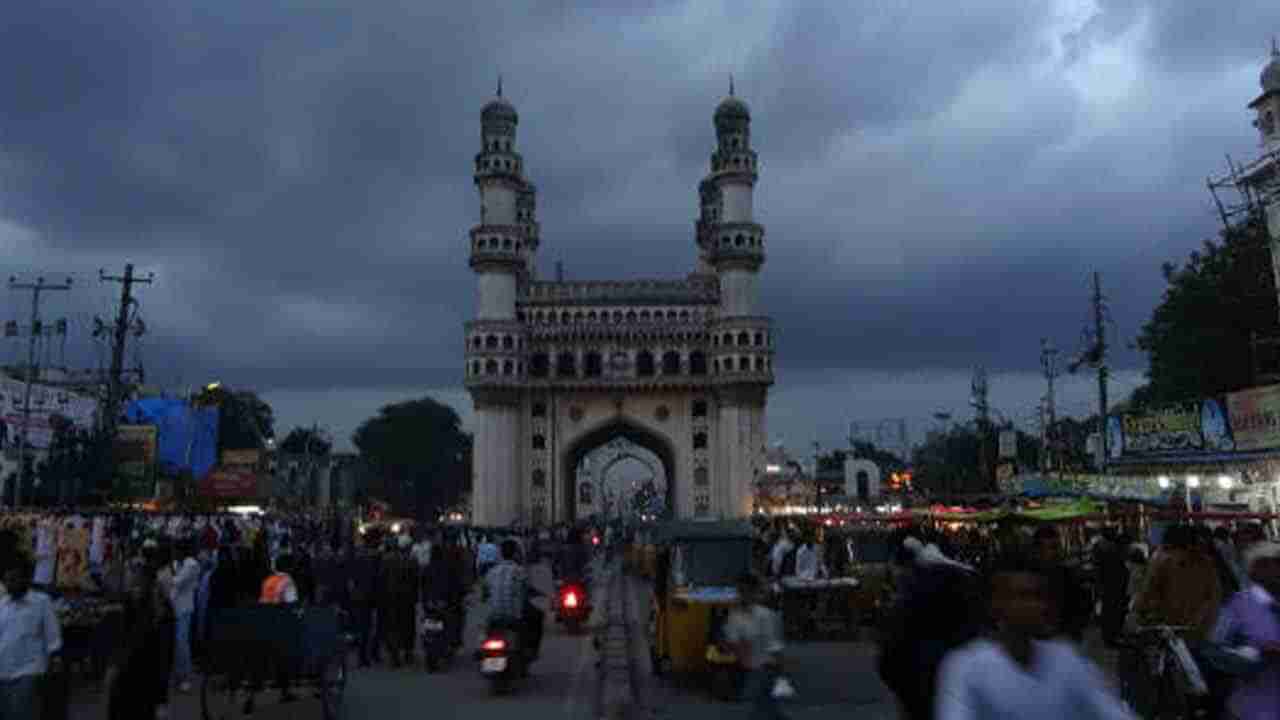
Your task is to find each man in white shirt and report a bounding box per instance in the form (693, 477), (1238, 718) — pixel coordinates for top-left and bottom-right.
(723, 573), (787, 719)
(170, 541), (202, 693)
(0, 559), (62, 720)
(412, 532), (433, 569)
(768, 532), (794, 578)
(935, 551), (1133, 720)
(476, 537), (500, 579)
(794, 539), (824, 581)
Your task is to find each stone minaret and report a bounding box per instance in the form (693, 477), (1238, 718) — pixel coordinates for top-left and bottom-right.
(1247, 43), (1280, 323)
(701, 81), (773, 518)
(465, 80), (537, 526)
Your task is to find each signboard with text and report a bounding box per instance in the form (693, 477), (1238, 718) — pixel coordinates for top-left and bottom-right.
(1227, 384), (1280, 451)
(199, 466), (260, 498)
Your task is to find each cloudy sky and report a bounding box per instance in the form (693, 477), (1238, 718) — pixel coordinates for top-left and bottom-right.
(2, 1), (1276, 453)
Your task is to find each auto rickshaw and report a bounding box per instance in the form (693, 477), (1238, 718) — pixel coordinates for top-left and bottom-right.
(647, 520), (755, 697)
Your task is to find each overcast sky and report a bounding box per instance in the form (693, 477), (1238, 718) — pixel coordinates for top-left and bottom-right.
(2, 1), (1277, 453)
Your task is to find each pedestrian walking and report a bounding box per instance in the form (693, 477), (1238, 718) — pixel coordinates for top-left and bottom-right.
(0, 558), (62, 720)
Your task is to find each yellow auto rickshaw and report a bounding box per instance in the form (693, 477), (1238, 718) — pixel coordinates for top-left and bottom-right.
(647, 520), (755, 696)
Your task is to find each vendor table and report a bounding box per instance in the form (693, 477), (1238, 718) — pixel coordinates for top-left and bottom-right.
(774, 577), (861, 641)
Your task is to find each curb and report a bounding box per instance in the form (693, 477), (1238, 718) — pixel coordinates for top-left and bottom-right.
(596, 562), (636, 720)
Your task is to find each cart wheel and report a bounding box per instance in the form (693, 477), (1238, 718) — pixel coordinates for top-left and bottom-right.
(201, 673), (244, 720)
(320, 654), (348, 720)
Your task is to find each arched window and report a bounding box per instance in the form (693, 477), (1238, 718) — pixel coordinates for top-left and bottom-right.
(737, 331), (750, 346)
(471, 361), (480, 375)
(584, 351), (603, 378)
(588, 311), (597, 322)
(640, 310), (651, 321)
(723, 332), (734, 346)
(472, 336), (482, 349)
(712, 334), (720, 346)
(503, 360), (513, 375)
(561, 312), (571, 324)
(485, 359), (498, 374)
(694, 467), (709, 486)
(662, 351), (681, 375)
(692, 399), (708, 417)
(754, 332), (764, 346)
(574, 311), (584, 323)
(680, 310), (690, 322)
(613, 311), (623, 322)
(530, 354), (550, 378)
(693, 432), (708, 450)
(535, 311), (545, 323)
(486, 335), (498, 349)
(636, 350), (656, 377)
(755, 356), (765, 371)
(579, 483), (593, 505)
(626, 311), (637, 322)
(739, 357), (750, 371)
(532, 402), (547, 417)
(712, 359), (719, 373)
(532, 434), (546, 450)
(667, 310), (677, 320)
(691, 348), (711, 376)
(503, 335), (514, 349)
(532, 469), (546, 488)
(735, 234), (744, 247)
(557, 352), (577, 378)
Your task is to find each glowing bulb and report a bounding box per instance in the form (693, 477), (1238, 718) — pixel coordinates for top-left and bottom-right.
(1217, 475), (1234, 490)
(1157, 476), (1171, 489)
(1186, 475), (1201, 489)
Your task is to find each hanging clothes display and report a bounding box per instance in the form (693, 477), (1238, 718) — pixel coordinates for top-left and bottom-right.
(57, 516), (93, 591)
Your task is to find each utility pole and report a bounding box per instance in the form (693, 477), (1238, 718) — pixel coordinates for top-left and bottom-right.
(7, 275), (73, 507)
(971, 367), (990, 493)
(1040, 338), (1059, 473)
(1093, 272), (1110, 466)
(98, 264), (153, 443)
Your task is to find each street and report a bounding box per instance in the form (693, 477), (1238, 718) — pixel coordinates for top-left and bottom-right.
(68, 559), (897, 720)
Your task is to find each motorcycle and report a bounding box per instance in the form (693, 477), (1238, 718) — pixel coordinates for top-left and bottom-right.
(475, 589), (544, 695)
(555, 581), (591, 634)
(420, 601), (453, 672)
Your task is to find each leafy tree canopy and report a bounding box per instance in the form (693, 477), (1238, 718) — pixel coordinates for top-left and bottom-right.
(280, 426), (332, 456)
(353, 396), (471, 518)
(1132, 214), (1278, 408)
(912, 423), (1039, 496)
(193, 386), (275, 451)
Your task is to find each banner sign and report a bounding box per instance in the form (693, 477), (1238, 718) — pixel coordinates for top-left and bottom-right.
(221, 449), (260, 467)
(1227, 384), (1280, 451)
(0, 378), (98, 449)
(114, 424), (158, 499)
(199, 466), (260, 498)
(1120, 401), (1202, 455)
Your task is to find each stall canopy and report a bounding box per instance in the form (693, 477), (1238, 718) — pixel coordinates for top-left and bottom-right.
(123, 398), (219, 480)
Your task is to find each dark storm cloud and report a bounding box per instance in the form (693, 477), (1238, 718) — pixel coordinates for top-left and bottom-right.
(1, 1), (1277, 396)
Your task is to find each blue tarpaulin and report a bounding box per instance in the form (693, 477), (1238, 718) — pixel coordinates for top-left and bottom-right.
(123, 398), (219, 479)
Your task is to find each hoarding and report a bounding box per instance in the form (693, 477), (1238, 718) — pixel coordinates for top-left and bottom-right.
(0, 378), (98, 449)
(1227, 384), (1280, 451)
(199, 466), (260, 498)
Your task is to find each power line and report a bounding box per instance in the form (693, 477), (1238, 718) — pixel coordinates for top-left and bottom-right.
(98, 264), (153, 444)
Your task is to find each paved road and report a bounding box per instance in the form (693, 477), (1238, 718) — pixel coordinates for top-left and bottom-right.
(620, 572), (899, 720)
(71, 561), (603, 720)
(70, 560), (899, 720)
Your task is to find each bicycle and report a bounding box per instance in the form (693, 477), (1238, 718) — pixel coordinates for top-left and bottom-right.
(1117, 624), (1208, 720)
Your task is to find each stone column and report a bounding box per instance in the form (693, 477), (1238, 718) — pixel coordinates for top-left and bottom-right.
(471, 388), (523, 526)
(716, 385), (766, 519)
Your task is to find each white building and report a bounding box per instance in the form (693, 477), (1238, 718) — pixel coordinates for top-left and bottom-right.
(463, 83), (774, 527)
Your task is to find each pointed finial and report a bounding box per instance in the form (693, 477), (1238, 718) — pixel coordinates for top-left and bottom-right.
(729, 74), (735, 97)
(497, 74), (503, 97)
(1272, 36), (1278, 57)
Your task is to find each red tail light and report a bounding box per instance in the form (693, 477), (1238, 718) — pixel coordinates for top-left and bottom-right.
(481, 638), (506, 652)
(562, 591), (579, 609)
(592, 536), (600, 546)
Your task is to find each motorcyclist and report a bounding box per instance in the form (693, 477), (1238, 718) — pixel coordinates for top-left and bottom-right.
(557, 528), (592, 586)
(483, 539), (544, 663)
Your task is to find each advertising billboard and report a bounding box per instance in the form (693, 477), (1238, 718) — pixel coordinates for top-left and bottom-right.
(1227, 384), (1280, 452)
(199, 466), (260, 498)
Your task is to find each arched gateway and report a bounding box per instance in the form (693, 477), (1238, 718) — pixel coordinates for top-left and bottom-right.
(464, 83), (773, 526)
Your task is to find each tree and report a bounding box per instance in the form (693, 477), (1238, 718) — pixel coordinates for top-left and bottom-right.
(352, 396), (471, 519)
(912, 423), (1039, 496)
(193, 385), (275, 451)
(280, 426), (332, 456)
(1132, 214), (1278, 407)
